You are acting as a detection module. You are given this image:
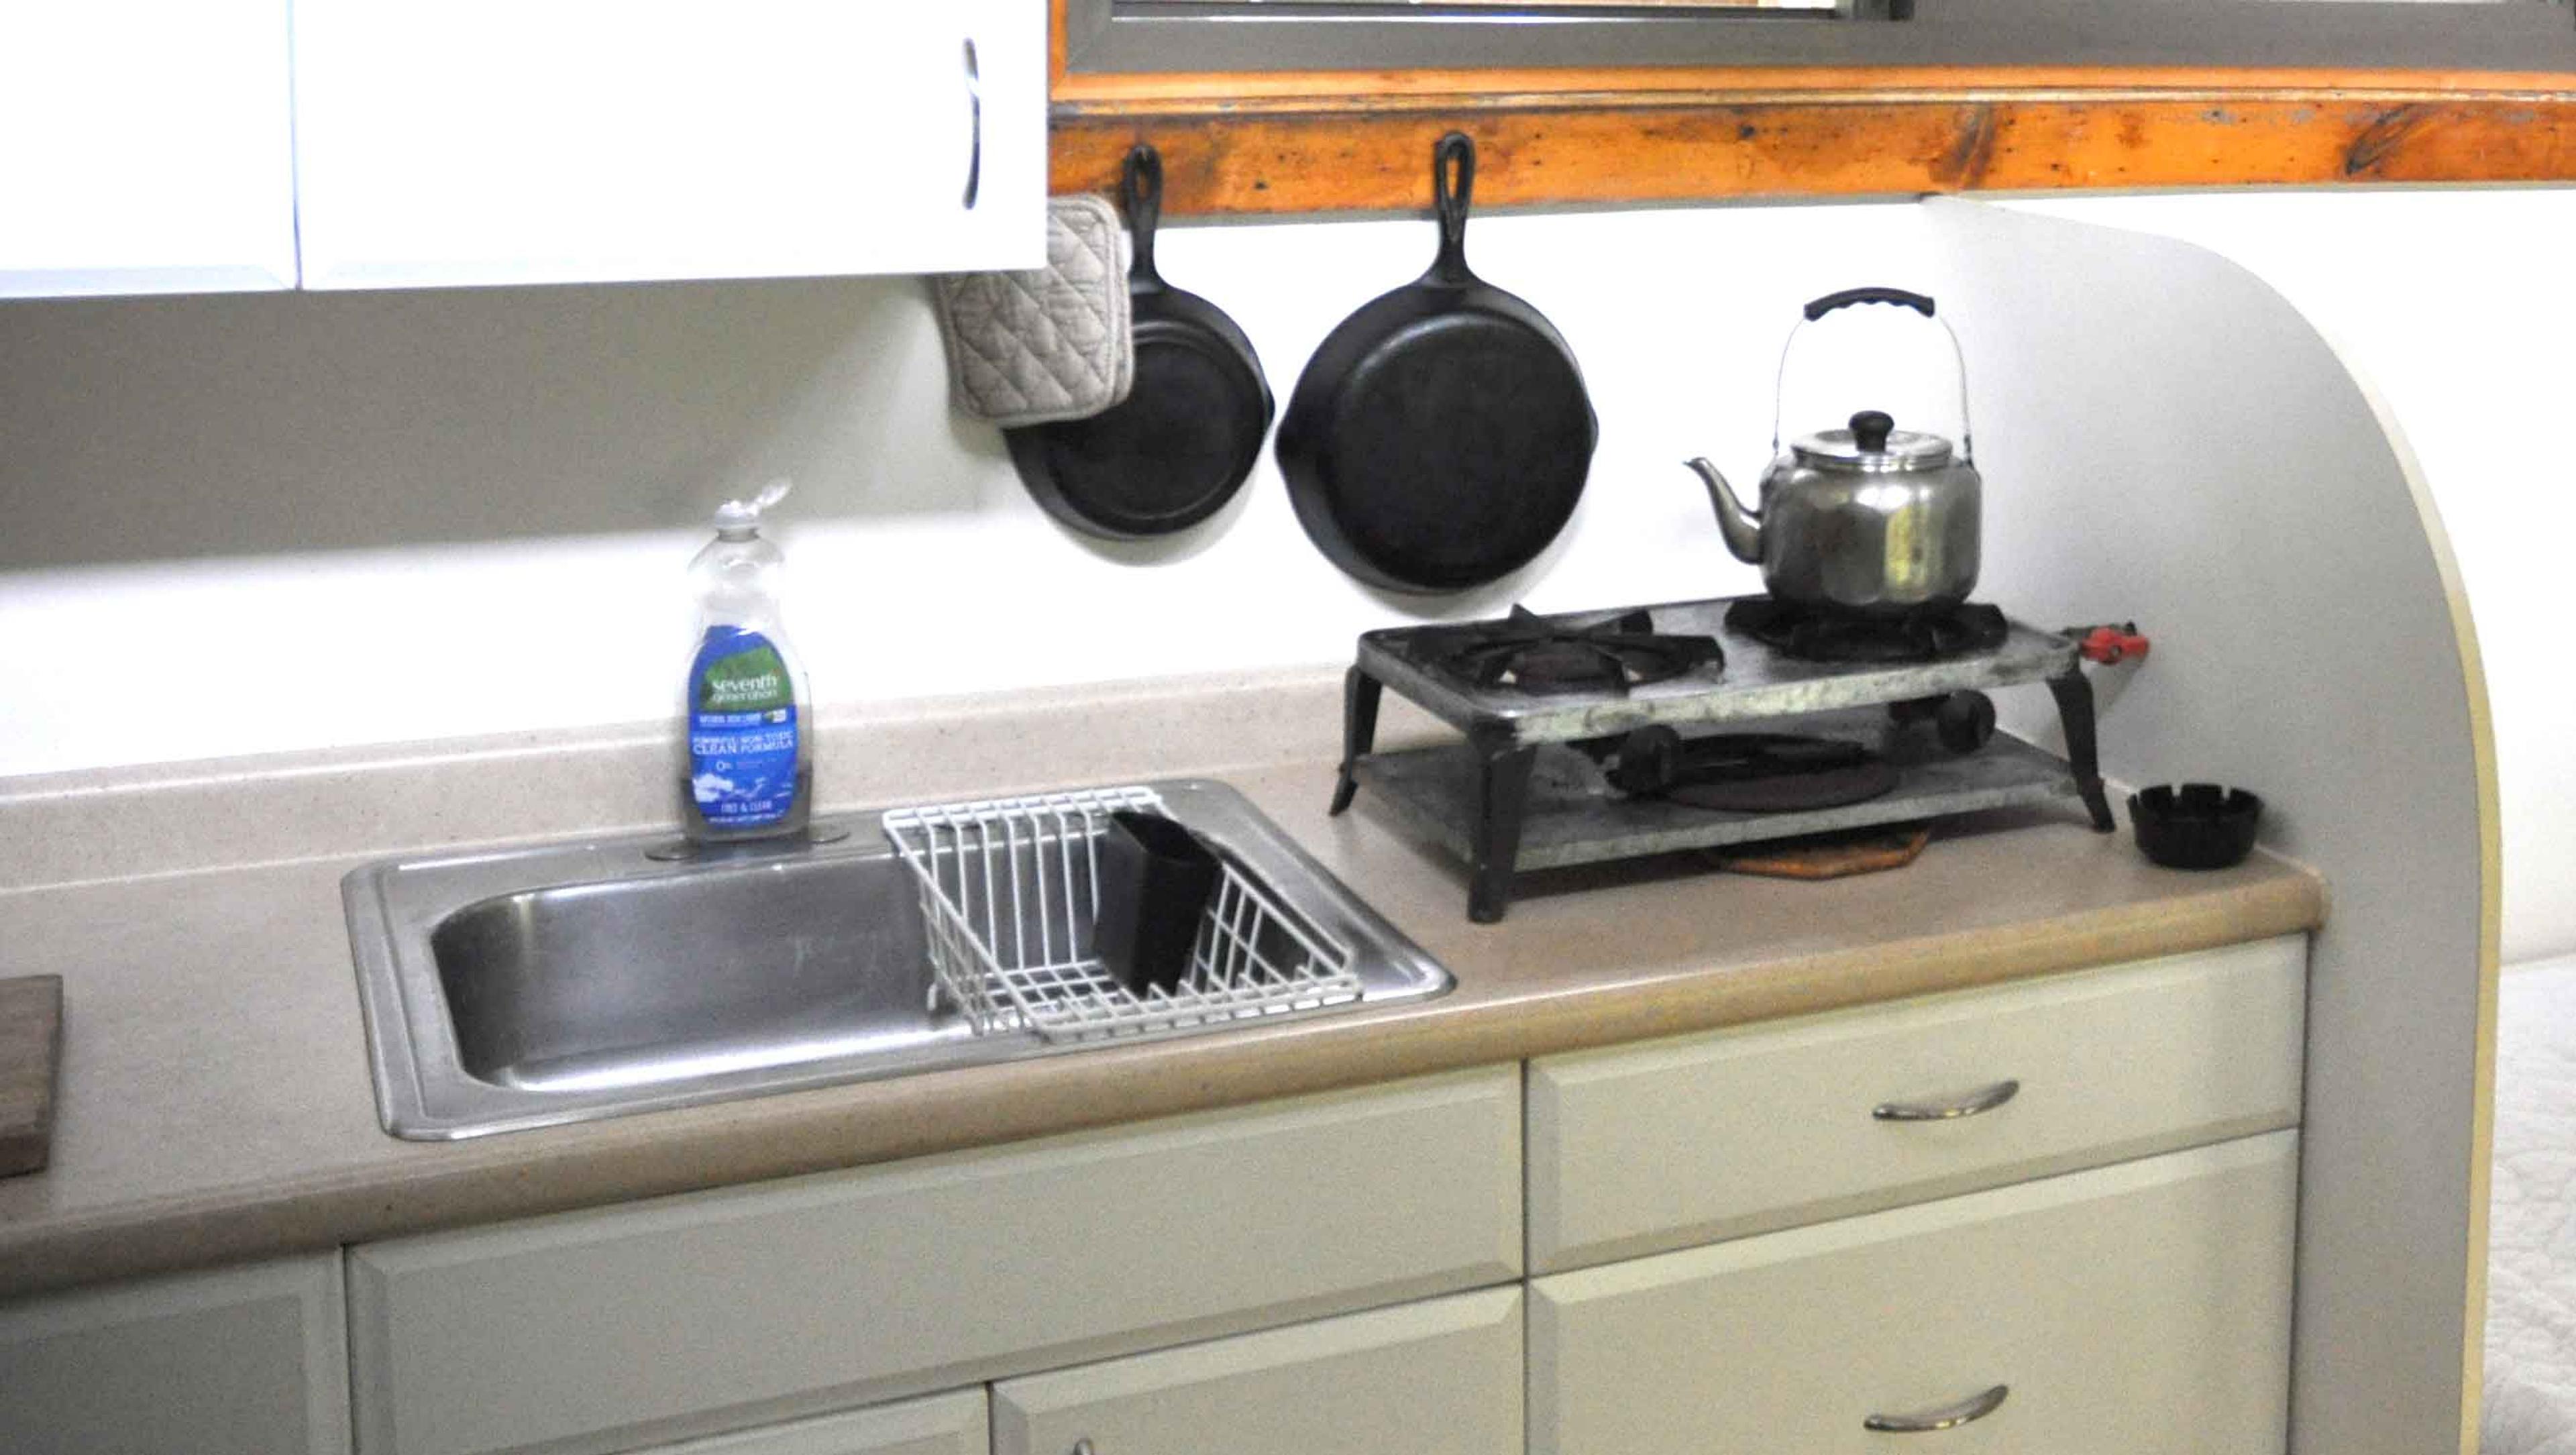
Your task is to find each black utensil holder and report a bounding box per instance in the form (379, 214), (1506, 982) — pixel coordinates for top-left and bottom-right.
(1092, 810), (1222, 995)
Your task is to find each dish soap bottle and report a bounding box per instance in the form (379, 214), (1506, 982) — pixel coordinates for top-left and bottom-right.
(681, 479), (812, 844)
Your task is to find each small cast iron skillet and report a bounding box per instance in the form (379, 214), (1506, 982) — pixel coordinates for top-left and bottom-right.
(1276, 132), (1597, 594)
(1006, 145), (1274, 540)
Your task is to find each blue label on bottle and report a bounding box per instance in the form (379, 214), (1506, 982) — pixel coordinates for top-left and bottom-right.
(689, 626), (798, 830)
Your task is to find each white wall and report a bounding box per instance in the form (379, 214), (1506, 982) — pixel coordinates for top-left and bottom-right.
(0, 188), (2566, 960)
(0, 202), (1929, 766)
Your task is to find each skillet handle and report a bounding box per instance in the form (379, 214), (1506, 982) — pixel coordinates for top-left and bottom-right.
(1432, 132), (1475, 284)
(1122, 144), (1165, 286)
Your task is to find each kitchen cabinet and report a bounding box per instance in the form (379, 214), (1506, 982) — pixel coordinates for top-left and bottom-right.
(1527, 1130), (2299, 1454)
(0, 1251), (350, 1455)
(329, 938), (2302, 1455)
(0, 931), (2307, 1454)
(290, 1), (1046, 291)
(1527, 936), (2307, 1272)
(992, 1287), (1522, 1455)
(1522, 935), (2308, 1452)
(345, 1067), (1521, 1455)
(0, 1), (299, 299)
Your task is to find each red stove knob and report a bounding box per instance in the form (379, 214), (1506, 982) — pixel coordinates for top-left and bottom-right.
(2080, 625), (2151, 665)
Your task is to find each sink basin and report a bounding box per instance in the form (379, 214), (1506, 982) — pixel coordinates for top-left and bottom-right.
(345, 780), (1452, 1139)
(427, 851), (960, 1093)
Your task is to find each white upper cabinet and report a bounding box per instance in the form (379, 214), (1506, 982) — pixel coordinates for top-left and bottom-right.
(290, 1), (1046, 290)
(0, 1), (299, 298)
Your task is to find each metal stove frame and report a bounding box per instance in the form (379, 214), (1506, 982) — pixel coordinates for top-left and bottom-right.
(1329, 596), (2116, 921)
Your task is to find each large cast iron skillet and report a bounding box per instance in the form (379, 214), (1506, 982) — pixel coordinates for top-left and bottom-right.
(1276, 133), (1597, 594)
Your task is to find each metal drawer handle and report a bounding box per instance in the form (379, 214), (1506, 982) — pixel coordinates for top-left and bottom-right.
(961, 37), (983, 209)
(1865, 1384), (2009, 1434)
(1872, 1078), (2019, 1122)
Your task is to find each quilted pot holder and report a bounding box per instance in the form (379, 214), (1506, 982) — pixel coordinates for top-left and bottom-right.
(932, 194), (1134, 427)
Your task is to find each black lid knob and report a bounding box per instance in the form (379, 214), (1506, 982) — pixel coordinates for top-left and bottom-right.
(1851, 411), (1895, 452)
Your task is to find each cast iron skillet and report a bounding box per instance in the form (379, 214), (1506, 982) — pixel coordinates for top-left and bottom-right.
(1006, 145), (1273, 540)
(1277, 132), (1597, 594)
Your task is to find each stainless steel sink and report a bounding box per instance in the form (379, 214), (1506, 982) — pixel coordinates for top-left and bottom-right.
(345, 780), (1452, 1140)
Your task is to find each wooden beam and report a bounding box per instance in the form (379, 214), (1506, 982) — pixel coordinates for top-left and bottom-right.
(1052, 93), (2576, 213)
(1049, 0), (2576, 211)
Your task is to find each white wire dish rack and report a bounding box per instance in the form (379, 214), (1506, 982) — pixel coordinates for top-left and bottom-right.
(881, 786), (1363, 1044)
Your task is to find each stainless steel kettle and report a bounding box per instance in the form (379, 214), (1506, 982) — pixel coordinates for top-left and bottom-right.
(1686, 288), (1982, 618)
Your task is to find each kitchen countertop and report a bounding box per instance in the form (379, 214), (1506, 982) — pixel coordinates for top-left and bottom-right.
(0, 754), (2323, 1300)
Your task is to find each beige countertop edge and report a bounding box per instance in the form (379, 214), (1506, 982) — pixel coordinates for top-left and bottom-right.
(0, 867), (2321, 1301)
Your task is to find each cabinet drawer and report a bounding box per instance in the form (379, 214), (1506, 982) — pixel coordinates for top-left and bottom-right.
(349, 1067), (1520, 1455)
(994, 1287), (1521, 1455)
(1528, 1131), (2297, 1455)
(1528, 935), (2304, 1271)
(0, 1252), (350, 1455)
(629, 1389), (985, 1455)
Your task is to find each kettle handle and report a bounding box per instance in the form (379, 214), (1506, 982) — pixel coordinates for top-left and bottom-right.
(1772, 286), (1974, 465)
(1805, 286), (1935, 321)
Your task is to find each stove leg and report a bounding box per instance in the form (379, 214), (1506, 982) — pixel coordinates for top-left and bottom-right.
(2047, 669), (2117, 832)
(1469, 744), (1538, 924)
(1330, 667), (1385, 816)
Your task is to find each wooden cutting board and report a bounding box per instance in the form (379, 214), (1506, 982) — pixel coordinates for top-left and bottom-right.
(0, 975), (63, 1177)
(1711, 824), (1933, 881)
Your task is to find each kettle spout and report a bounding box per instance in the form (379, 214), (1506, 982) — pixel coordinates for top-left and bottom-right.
(1685, 458), (1764, 565)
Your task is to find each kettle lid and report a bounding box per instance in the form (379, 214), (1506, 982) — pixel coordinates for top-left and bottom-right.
(1790, 411), (1955, 471)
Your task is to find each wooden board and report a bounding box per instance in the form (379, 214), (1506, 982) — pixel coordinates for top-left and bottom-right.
(0, 975), (63, 1177)
(1047, 0), (2576, 217)
(1712, 824), (1930, 881)
(1052, 92), (2576, 216)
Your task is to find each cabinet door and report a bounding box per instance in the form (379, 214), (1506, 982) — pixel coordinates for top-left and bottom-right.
(0, 1), (298, 297)
(291, 0), (1044, 290)
(1529, 1132), (2297, 1455)
(0, 1252), (350, 1455)
(631, 1389), (985, 1455)
(994, 1287), (1522, 1455)
(348, 1068), (1520, 1455)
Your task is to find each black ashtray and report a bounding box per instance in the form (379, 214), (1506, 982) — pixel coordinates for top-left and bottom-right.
(1091, 810), (1221, 995)
(2128, 784), (2264, 870)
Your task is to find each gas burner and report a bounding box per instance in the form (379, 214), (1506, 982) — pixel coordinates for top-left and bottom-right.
(1434, 606), (1723, 696)
(1725, 598), (2010, 664)
(1595, 726), (1900, 814)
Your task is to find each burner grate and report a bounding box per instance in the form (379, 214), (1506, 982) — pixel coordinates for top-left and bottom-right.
(1725, 598), (2009, 664)
(1433, 606), (1723, 696)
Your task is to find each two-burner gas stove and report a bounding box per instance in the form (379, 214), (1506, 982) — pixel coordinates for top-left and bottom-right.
(1330, 595), (2126, 922)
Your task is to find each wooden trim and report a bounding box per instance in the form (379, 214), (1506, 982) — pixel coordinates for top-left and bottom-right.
(1055, 95), (2576, 213)
(1049, 3), (2576, 211)
(2337, 364), (2506, 1455)
(2376, 386), (2508, 1455)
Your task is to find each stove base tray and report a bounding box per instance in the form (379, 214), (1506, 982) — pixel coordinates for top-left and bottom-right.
(1350, 716), (2084, 875)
